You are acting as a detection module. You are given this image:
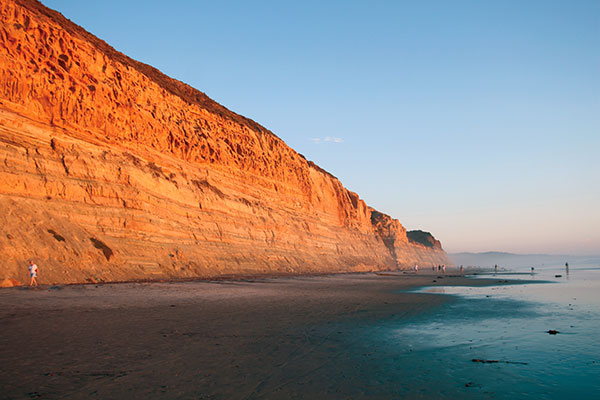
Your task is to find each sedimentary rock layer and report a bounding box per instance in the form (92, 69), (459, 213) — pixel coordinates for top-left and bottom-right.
(0, 0), (449, 284)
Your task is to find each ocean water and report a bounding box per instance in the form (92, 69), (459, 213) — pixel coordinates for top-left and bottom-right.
(367, 265), (600, 399)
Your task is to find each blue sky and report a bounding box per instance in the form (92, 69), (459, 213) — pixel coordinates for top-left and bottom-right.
(42, 0), (600, 254)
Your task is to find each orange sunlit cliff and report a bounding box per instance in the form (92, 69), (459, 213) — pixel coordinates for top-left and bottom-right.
(0, 0), (450, 284)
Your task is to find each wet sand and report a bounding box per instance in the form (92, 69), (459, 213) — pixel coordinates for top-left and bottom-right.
(0, 272), (520, 399)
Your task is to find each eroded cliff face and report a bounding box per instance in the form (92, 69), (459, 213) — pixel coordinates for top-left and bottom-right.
(0, 0), (449, 284)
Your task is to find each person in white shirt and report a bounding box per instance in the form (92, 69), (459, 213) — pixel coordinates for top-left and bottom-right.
(28, 260), (38, 287)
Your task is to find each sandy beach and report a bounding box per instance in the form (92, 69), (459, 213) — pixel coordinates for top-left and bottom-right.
(0, 272), (517, 399)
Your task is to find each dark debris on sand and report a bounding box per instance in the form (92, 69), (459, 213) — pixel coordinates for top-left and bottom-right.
(472, 359), (528, 365)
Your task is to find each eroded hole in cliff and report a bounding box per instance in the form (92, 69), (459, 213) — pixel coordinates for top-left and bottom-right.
(47, 229), (65, 242)
(90, 237), (113, 261)
(57, 54), (70, 71)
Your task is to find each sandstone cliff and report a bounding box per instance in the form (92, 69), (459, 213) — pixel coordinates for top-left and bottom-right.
(0, 0), (450, 284)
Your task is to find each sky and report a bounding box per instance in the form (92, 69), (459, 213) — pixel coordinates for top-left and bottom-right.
(41, 0), (600, 255)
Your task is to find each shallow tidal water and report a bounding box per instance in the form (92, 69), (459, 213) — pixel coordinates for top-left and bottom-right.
(353, 265), (600, 399)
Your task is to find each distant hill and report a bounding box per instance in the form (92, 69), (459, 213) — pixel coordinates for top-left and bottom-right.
(448, 252), (600, 268)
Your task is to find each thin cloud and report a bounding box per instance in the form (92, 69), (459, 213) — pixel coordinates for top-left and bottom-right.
(311, 136), (344, 144)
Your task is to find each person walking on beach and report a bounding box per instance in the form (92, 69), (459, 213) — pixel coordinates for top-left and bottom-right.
(28, 260), (38, 287)
(414, 264), (419, 273)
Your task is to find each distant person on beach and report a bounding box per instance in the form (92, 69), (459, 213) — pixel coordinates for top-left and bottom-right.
(442, 265), (446, 273)
(414, 264), (419, 273)
(460, 265), (464, 273)
(494, 264), (498, 273)
(28, 260), (38, 287)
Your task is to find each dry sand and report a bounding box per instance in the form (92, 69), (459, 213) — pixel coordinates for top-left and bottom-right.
(0, 272), (516, 399)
